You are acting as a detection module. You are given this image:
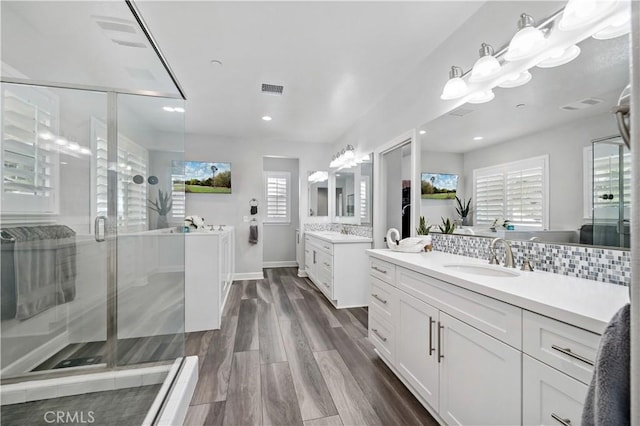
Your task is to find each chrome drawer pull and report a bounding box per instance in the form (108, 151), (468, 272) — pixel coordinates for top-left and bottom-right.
(323, 262), (331, 267)
(372, 293), (388, 304)
(428, 316), (435, 356)
(323, 245), (331, 250)
(371, 328), (387, 342)
(551, 344), (594, 366)
(372, 266), (387, 274)
(437, 322), (444, 363)
(551, 413), (572, 426)
(322, 281), (330, 288)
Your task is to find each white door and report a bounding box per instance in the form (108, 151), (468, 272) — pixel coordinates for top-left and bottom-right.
(397, 292), (440, 409)
(523, 354), (588, 426)
(439, 312), (521, 426)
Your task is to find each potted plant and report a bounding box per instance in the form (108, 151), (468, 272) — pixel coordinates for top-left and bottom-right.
(439, 217), (456, 234)
(455, 196), (472, 226)
(416, 216), (433, 251)
(148, 189), (172, 229)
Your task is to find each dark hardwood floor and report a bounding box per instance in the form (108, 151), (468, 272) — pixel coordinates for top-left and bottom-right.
(184, 267), (437, 426)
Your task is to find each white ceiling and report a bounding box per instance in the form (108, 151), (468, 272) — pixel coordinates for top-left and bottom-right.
(135, 1), (484, 143)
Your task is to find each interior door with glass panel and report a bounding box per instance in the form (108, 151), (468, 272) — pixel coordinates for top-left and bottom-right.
(592, 137), (630, 248)
(1, 83), (108, 377)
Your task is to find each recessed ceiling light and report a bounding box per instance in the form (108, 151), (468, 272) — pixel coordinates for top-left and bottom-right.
(473, 136), (484, 141)
(262, 116), (272, 121)
(173, 107), (185, 113)
(163, 106), (175, 112)
(419, 130), (426, 135)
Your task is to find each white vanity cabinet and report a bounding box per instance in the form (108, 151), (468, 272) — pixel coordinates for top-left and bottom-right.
(304, 232), (372, 308)
(389, 265), (521, 425)
(185, 228), (235, 332)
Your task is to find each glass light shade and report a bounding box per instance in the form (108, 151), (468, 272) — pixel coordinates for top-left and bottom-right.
(343, 148), (355, 161)
(467, 90), (495, 104)
(559, 0), (617, 31)
(497, 71), (532, 89)
(470, 55), (501, 82)
(441, 77), (468, 100)
(505, 26), (546, 61)
(593, 12), (631, 39)
(537, 45), (581, 68)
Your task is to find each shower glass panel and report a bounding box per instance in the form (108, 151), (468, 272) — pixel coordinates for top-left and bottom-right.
(592, 137), (631, 248)
(115, 94), (185, 366)
(1, 83), (108, 377)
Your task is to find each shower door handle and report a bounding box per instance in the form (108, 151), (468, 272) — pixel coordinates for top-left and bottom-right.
(95, 216), (107, 242)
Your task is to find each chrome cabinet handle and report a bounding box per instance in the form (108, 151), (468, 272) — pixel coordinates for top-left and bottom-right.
(94, 216), (107, 242)
(372, 266), (387, 274)
(437, 322), (444, 363)
(322, 281), (330, 288)
(313, 250), (316, 264)
(323, 262), (330, 267)
(551, 413), (572, 426)
(372, 293), (387, 304)
(428, 316), (435, 356)
(371, 328), (387, 342)
(551, 345), (594, 366)
(323, 245), (331, 250)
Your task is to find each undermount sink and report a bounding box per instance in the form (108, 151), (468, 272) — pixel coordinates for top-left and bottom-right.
(443, 264), (520, 278)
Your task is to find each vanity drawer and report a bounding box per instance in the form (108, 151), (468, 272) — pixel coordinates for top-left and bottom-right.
(370, 276), (397, 320)
(314, 268), (333, 298)
(523, 354), (588, 426)
(370, 257), (396, 284)
(316, 250), (333, 276)
(369, 310), (394, 362)
(523, 310), (599, 384)
(396, 266), (522, 348)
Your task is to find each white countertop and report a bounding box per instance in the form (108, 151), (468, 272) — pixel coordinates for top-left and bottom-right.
(305, 231), (372, 244)
(367, 249), (629, 335)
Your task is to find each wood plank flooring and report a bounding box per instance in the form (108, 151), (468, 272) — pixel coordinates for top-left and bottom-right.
(184, 267), (437, 426)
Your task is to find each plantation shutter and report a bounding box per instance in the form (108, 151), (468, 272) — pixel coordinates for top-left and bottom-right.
(474, 172), (504, 225)
(92, 118), (148, 232)
(474, 156), (548, 229)
(171, 161), (186, 220)
(360, 176), (371, 224)
(1, 85), (59, 215)
(265, 171), (290, 223)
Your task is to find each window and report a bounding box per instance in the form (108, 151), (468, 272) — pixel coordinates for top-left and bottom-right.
(265, 171), (290, 223)
(473, 155), (548, 229)
(92, 118), (148, 232)
(360, 175), (371, 224)
(1, 85), (59, 215)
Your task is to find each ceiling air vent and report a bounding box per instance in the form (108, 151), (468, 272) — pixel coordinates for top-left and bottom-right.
(448, 107), (474, 117)
(261, 83), (284, 95)
(560, 97), (604, 111)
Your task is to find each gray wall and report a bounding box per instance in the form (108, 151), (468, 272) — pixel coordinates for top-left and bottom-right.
(462, 112), (618, 231)
(185, 134), (332, 277)
(262, 157), (300, 265)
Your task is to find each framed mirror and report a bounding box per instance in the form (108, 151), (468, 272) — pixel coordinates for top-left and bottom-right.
(419, 34), (630, 249)
(308, 170), (329, 217)
(334, 171), (355, 218)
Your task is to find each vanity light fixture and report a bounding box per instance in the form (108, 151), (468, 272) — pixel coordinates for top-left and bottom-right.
(559, 0), (616, 31)
(467, 90), (495, 104)
(536, 45), (581, 68)
(308, 171), (328, 183)
(261, 115), (272, 121)
(504, 13), (546, 62)
(470, 43), (501, 82)
(330, 144), (357, 169)
(440, 66), (468, 100)
(497, 71), (532, 88)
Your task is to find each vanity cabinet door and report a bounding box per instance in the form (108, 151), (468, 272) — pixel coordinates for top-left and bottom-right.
(439, 312), (521, 426)
(523, 354), (588, 426)
(397, 292), (440, 409)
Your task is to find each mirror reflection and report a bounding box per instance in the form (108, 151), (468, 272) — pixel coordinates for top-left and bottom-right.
(419, 35), (630, 249)
(335, 171), (355, 217)
(308, 171), (329, 217)
(359, 155), (373, 225)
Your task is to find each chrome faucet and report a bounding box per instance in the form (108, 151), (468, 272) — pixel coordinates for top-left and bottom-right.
(489, 238), (516, 268)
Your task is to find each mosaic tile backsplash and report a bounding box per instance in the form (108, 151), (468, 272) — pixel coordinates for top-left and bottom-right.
(304, 223), (373, 238)
(432, 233), (631, 286)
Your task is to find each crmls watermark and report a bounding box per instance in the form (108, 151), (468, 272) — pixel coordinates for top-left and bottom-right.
(44, 410), (95, 424)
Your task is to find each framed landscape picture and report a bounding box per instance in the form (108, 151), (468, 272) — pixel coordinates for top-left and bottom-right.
(421, 172), (458, 199)
(173, 161), (232, 194)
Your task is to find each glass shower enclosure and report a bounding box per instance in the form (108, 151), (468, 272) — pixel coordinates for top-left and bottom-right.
(1, 1), (186, 423)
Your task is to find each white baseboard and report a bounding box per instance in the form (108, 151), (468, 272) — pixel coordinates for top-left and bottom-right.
(297, 269), (308, 277)
(263, 261), (298, 268)
(1, 331), (69, 378)
(233, 272), (264, 281)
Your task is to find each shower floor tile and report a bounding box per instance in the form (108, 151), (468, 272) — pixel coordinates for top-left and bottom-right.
(1, 384), (161, 426)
